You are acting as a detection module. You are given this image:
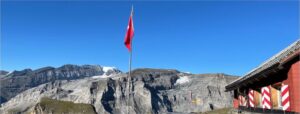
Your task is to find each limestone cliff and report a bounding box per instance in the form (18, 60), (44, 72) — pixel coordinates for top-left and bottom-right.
(0, 64), (121, 104)
(0, 68), (238, 114)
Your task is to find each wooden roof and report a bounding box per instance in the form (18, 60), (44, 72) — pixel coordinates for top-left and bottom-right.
(226, 39), (300, 91)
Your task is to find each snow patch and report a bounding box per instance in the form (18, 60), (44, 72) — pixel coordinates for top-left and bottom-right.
(91, 75), (110, 79)
(175, 76), (189, 85)
(2, 71), (12, 76)
(102, 66), (116, 72)
(91, 66), (119, 79)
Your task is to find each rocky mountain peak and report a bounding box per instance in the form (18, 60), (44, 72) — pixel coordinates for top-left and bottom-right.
(0, 64), (121, 104)
(0, 66), (240, 114)
(0, 70), (9, 76)
(8, 69), (33, 77)
(131, 68), (180, 76)
(0, 68), (239, 114)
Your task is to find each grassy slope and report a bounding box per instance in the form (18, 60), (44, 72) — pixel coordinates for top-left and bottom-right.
(197, 108), (233, 114)
(36, 97), (96, 114)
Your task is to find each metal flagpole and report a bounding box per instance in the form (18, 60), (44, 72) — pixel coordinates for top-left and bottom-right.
(129, 5), (134, 82)
(127, 45), (132, 114)
(128, 39), (132, 93)
(127, 5), (133, 114)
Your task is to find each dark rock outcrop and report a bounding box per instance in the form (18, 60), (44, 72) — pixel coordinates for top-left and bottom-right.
(0, 70), (9, 76)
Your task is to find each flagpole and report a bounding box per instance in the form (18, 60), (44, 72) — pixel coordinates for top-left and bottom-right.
(127, 43), (132, 114)
(129, 5), (133, 80)
(128, 42), (132, 89)
(129, 5), (133, 90)
(127, 5), (133, 114)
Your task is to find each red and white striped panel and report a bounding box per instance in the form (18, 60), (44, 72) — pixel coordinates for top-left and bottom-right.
(239, 95), (243, 106)
(261, 86), (271, 109)
(244, 97), (248, 107)
(248, 89), (254, 107)
(238, 95), (247, 106)
(281, 85), (291, 111)
(243, 96), (247, 106)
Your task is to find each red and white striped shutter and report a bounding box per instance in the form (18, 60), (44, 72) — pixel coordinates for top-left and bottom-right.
(243, 96), (247, 106)
(248, 89), (255, 107)
(239, 95), (245, 106)
(261, 86), (272, 109)
(281, 85), (291, 111)
(239, 95), (242, 106)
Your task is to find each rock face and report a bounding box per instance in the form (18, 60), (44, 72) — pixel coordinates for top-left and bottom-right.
(0, 70), (9, 76)
(0, 68), (238, 114)
(0, 64), (121, 104)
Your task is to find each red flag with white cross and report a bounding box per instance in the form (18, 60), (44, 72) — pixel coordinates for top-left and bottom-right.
(124, 8), (134, 52)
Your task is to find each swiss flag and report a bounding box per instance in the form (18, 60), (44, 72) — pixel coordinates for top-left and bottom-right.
(124, 9), (134, 52)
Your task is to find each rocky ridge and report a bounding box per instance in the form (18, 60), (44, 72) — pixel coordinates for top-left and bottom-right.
(0, 64), (121, 104)
(0, 67), (238, 114)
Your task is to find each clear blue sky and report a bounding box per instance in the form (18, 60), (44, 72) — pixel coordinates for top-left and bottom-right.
(1, 1), (299, 76)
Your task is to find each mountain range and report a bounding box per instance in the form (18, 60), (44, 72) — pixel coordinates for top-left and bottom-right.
(0, 64), (238, 114)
